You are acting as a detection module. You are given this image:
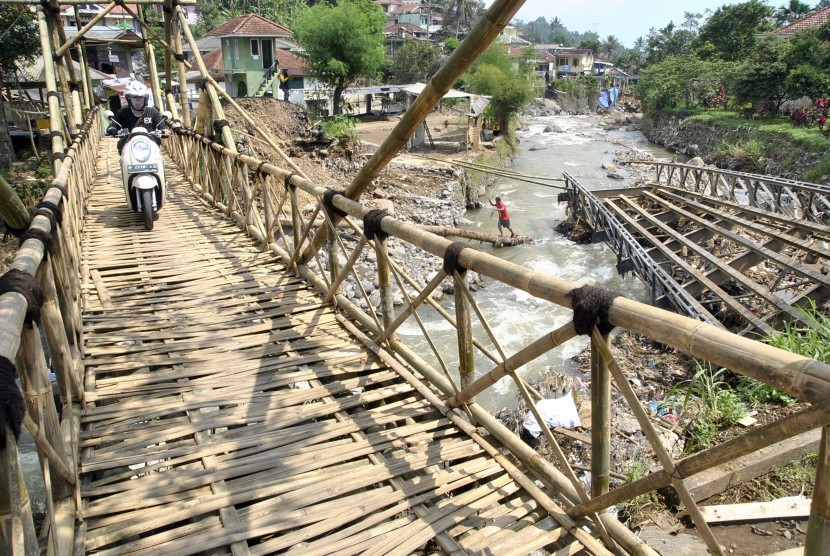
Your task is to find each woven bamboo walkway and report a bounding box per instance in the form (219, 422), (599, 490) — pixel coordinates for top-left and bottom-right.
(75, 140), (586, 555)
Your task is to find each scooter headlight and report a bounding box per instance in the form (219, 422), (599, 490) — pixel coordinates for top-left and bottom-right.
(130, 139), (152, 163)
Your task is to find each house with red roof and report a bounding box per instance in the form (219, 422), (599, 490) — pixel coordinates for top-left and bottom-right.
(210, 14), (305, 98)
(774, 6), (830, 37)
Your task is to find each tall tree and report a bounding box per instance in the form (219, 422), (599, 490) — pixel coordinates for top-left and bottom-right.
(465, 44), (534, 131)
(391, 41), (441, 84)
(774, 0), (813, 25)
(293, 0), (385, 115)
(695, 0), (774, 61)
(0, 6), (39, 164)
(438, 0), (485, 39)
(601, 35), (622, 58)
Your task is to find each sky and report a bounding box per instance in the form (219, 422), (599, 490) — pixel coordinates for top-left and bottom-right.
(483, 0), (746, 47)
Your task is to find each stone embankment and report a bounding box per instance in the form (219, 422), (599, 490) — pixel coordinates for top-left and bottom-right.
(641, 112), (829, 182)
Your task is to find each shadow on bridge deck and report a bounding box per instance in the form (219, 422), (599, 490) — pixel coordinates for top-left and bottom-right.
(76, 139), (597, 555)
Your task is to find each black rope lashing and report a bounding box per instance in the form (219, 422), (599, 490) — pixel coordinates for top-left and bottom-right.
(69, 81), (80, 92)
(163, 5), (172, 14)
(113, 0), (124, 5)
(52, 152), (65, 162)
(322, 189), (347, 218)
(200, 80), (208, 91)
(284, 173), (296, 187)
(0, 268), (44, 325)
(46, 91), (60, 100)
(212, 119), (229, 134)
(36, 200), (63, 226)
(569, 284), (620, 336)
(174, 53), (187, 63)
(0, 356), (25, 450)
(49, 130), (63, 139)
(164, 88), (173, 95)
(255, 161), (267, 175)
(443, 241), (467, 276)
(52, 53), (62, 62)
(19, 228), (53, 257)
(363, 209), (390, 242)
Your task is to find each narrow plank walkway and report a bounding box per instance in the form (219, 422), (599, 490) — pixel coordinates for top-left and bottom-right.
(76, 140), (585, 555)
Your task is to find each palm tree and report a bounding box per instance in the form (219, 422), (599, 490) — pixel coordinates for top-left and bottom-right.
(775, 0), (812, 25)
(440, 0), (484, 38)
(602, 35), (621, 58)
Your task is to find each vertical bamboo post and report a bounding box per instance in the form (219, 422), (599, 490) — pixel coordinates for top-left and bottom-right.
(172, 13), (191, 129)
(454, 270), (475, 396)
(16, 325), (73, 501)
(0, 425), (38, 555)
(806, 426), (830, 555)
(138, 5), (164, 111)
(591, 331), (611, 498)
(175, 6), (236, 151)
(162, 0), (174, 112)
(36, 7), (66, 175)
(289, 183), (303, 268)
(37, 264), (82, 405)
(73, 6), (94, 110)
(375, 236), (395, 335)
(48, 0), (84, 125)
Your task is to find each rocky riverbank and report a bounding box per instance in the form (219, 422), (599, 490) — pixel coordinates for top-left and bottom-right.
(641, 111), (830, 183)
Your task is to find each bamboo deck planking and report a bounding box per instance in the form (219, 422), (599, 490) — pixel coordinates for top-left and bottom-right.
(76, 141), (594, 555)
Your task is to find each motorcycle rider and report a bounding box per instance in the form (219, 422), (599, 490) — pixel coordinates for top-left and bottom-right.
(106, 81), (168, 152)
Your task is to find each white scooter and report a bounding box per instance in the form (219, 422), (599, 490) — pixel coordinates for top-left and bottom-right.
(105, 110), (171, 231)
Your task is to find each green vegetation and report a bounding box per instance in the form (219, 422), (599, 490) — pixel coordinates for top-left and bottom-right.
(463, 44), (536, 133)
(293, 0), (386, 115)
(668, 364), (748, 453)
(669, 302), (828, 455)
(320, 114), (356, 139)
(617, 461), (661, 525)
(193, 0), (309, 37)
(388, 41), (441, 85)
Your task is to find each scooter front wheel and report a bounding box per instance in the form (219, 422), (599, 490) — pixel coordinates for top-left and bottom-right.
(141, 189), (154, 231)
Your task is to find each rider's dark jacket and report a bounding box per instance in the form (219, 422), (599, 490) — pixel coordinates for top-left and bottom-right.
(107, 106), (167, 152)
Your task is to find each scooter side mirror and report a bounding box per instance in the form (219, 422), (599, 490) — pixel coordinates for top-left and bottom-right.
(162, 111), (172, 121)
(104, 110), (114, 119)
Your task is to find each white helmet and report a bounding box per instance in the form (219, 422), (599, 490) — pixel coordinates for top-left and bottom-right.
(124, 80), (149, 109)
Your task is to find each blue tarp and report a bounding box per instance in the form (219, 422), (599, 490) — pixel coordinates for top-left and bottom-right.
(598, 89), (610, 109)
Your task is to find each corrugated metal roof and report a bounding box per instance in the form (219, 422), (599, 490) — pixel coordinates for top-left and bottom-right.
(17, 57), (113, 83)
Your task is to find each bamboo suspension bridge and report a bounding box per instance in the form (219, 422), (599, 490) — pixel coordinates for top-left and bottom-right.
(1, 1), (829, 555)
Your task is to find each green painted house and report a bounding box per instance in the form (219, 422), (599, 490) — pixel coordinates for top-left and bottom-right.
(210, 14), (296, 98)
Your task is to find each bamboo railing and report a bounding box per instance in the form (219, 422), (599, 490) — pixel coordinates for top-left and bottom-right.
(0, 108), (99, 555)
(164, 113), (830, 553)
(2, 1), (829, 554)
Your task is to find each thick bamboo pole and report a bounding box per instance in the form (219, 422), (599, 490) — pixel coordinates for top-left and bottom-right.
(591, 332), (611, 498)
(806, 426), (830, 555)
(301, 0), (526, 261)
(170, 7), (191, 128)
(44, 9), (79, 139)
(144, 37), (164, 111)
(48, 0), (84, 126)
(375, 236), (395, 334)
(173, 7), (236, 152)
(17, 324), (73, 500)
(0, 176), (30, 229)
(36, 7), (66, 175)
(0, 425), (38, 555)
(454, 270), (475, 395)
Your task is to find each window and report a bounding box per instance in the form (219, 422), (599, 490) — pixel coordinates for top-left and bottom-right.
(572, 58), (578, 67)
(251, 39), (259, 59)
(234, 39), (240, 60)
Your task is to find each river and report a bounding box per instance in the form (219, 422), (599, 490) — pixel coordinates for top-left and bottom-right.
(394, 114), (679, 413)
